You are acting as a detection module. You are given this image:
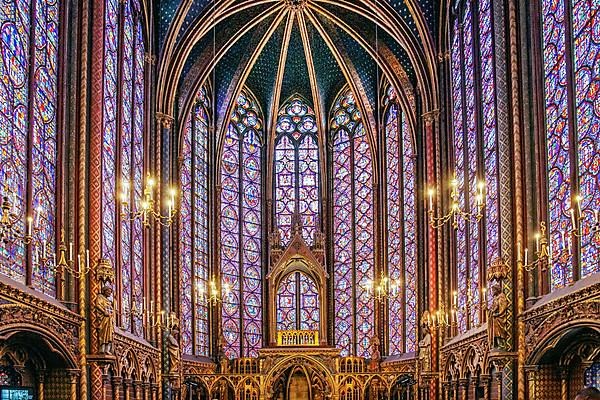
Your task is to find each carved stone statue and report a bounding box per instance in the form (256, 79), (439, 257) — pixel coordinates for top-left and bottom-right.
(96, 285), (114, 354)
(418, 325), (432, 372)
(488, 283), (509, 349)
(217, 334), (229, 374)
(166, 328), (180, 374)
(368, 336), (381, 372)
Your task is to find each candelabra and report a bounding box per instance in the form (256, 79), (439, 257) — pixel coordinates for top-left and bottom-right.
(570, 195), (600, 239)
(422, 306), (455, 331)
(427, 174), (486, 229)
(364, 271), (401, 302)
(32, 231), (92, 279)
(120, 174), (178, 227)
(197, 278), (231, 307)
(0, 183), (40, 245)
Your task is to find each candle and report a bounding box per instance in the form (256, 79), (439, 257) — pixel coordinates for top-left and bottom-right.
(453, 291), (458, 307)
(428, 189), (433, 212)
(524, 248), (528, 266)
(567, 236), (572, 255)
(52, 252), (56, 267)
(69, 242), (73, 262)
(77, 254), (81, 273)
(42, 240), (47, 259)
(535, 234), (540, 253)
(571, 209), (577, 230)
(27, 216), (32, 236)
(86, 249), (90, 269)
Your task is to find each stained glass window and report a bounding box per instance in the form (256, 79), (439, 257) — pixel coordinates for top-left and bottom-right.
(384, 86), (417, 354)
(542, 0), (600, 289)
(0, 0), (60, 294)
(180, 88), (210, 356)
(221, 91), (263, 358)
(331, 89), (375, 357)
(450, 1), (502, 333)
(102, 0), (146, 336)
(276, 272), (319, 331)
(274, 98), (320, 246)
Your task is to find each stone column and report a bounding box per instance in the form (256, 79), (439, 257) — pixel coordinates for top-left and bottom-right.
(560, 368), (569, 400)
(525, 366), (539, 400)
(134, 380), (143, 400)
(69, 370), (80, 400)
(36, 370), (46, 400)
(495, 371), (503, 400)
(480, 375), (491, 400)
(112, 377), (123, 400)
(151, 384), (159, 400)
(458, 379), (468, 400)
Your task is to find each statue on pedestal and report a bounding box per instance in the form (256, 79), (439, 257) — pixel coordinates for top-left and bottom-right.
(96, 285), (114, 354)
(368, 336), (381, 372)
(488, 283), (509, 350)
(418, 325), (432, 372)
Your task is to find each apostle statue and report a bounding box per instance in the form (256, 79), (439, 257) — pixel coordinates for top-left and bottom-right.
(166, 318), (181, 375)
(488, 283), (509, 350)
(96, 285), (115, 354)
(418, 324), (432, 372)
(368, 335), (381, 372)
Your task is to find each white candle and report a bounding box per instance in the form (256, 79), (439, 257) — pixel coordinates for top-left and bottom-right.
(42, 240), (47, 259)
(69, 242), (73, 262)
(428, 189), (433, 212)
(27, 217), (32, 236)
(77, 254), (81, 273)
(571, 209), (577, 230)
(535, 235), (540, 253)
(86, 250), (90, 269)
(524, 248), (528, 266)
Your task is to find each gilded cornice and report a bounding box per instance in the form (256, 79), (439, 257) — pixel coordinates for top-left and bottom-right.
(0, 278), (82, 325)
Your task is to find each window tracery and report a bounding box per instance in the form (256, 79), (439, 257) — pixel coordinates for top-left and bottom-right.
(331, 88), (375, 357)
(221, 91), (263, 358)
(0, 0), (61, 294)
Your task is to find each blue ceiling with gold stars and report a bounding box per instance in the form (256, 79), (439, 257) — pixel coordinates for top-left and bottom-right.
(160, 0), (437, 122)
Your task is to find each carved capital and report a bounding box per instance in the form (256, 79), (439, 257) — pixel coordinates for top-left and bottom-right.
(156, 113), (175, 129)
(144, 53), (157, 65)
(422, 109), (440, 125)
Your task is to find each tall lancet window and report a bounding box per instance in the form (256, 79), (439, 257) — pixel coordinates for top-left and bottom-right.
(220, 91), (263, 358)
(450, 0), (501, 334)
(331, 89), (375, 357)
(276, 272), (320, 331)
(274, 98), (320, 245)
(384, 86), (417, 354)
(102, 0), (146, 336)
(180, 87), (210, 356)
(541, 0), (600, 289)
(0, 0), (61, 294)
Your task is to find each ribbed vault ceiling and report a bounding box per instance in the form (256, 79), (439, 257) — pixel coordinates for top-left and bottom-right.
(157, 0), (439, 140)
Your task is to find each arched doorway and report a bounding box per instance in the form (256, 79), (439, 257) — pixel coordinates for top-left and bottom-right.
(0, 329), (78, 400)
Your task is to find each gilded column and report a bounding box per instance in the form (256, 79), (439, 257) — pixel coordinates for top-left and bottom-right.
(69, 370), (79, 400)
(560, 368), (568, 400)
(458, 379), (468, 400)
(125, 379), (133, 400)
(112, 376), (123, 400)
(37, 371), (45, 400)
(525, 366), (538, 400)
(480, 375), (491, 400)
(423, 109), (440, 400)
